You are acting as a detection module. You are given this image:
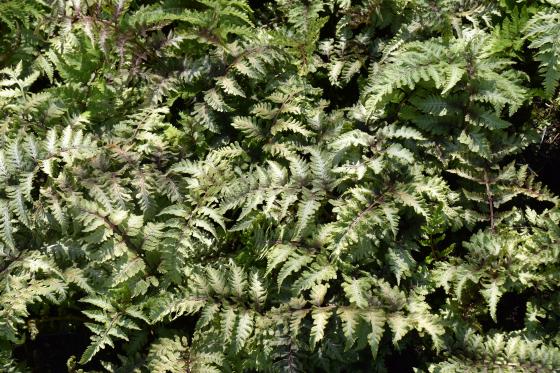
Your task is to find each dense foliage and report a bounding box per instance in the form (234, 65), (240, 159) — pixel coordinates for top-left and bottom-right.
(1, 0), (560, 371)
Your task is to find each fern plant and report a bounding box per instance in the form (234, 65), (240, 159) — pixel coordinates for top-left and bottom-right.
(1, 0), (560, 371)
